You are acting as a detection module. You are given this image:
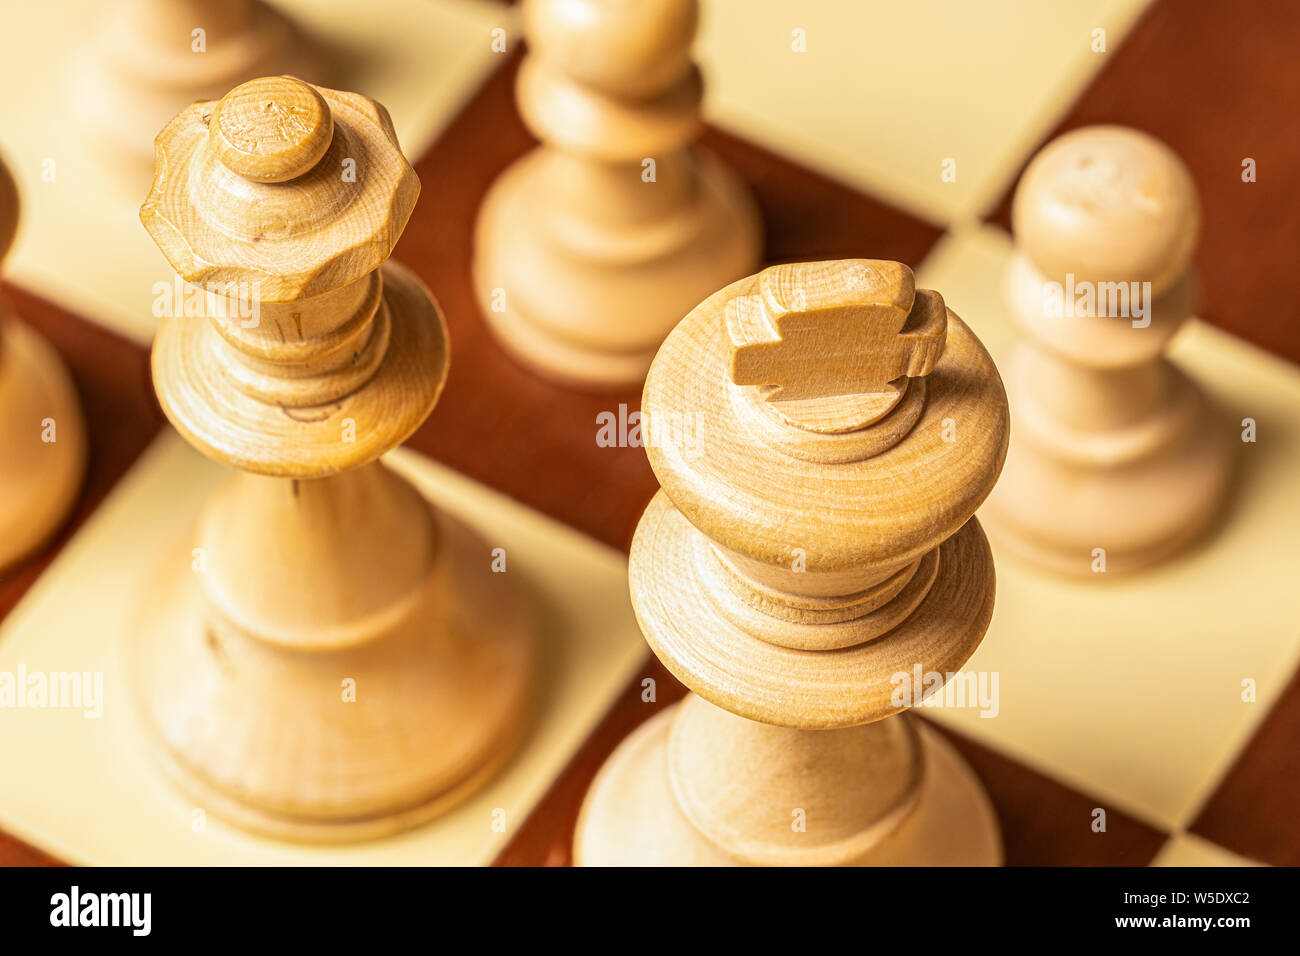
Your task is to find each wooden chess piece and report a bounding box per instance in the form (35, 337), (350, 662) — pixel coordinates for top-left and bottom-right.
(981, 126), (1233, 575)
(473, 0), (762, 389)
(574, 259), (1008, 865)
(132, 76), (536, 841)
(70, 0), (321, 181)
(0, 155), (86, 573)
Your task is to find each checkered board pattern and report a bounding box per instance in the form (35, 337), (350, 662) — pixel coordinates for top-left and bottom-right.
(1, 0), (1297, 866)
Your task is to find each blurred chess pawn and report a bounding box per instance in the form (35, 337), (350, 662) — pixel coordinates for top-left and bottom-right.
(133, 76), (535, 840)
(0, 156), (86, 573)
(982, 126), (1233, 575)
(473, 0), (762, 388)
(69, 0), (321, 183)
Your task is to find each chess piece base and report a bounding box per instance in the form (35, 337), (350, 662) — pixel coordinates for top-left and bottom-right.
(983, 357), (1233, 576)
(128, 478), (536, 843)
(473, 147), (761, 388)
(574, 703), (1002, 866)
(0, 319), (86, 572)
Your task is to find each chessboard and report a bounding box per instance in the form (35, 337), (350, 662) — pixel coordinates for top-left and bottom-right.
(1, 0), (1298, 867)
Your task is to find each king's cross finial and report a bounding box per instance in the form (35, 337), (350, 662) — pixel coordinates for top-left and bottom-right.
(726, 260), (948, 402)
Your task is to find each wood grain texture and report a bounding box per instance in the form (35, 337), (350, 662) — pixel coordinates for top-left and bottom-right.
(641, 270), (1006, 595)
(145, 76), (445, 478)
(142, 78), (420, 305)
(574, 702), (1001, 866)
(726, 260), (946, 431)
(211, 75), (335, 183)
(571, 250), (1008, 865)
(987, 0), (1300, 368)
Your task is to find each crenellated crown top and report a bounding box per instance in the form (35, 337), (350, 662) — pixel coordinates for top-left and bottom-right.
(142, 77), (447, 480)
(141, 76), (420, 303)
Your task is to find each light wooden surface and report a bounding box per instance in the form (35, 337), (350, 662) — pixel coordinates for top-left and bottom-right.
(982, 126), (1233, 575)
(642, 262), (1007, 602)
(141, 75), (422, 307)
(473, 0), (761, 387)
(726, 259), (947, 434)
(211, 76), (335, 183)
(575, 707), (1001, 866)
(135, 77), (536, 841)
(575, 259), (1009, 865)
(0, 155), (85, 572)
(144, 79), (446, 474)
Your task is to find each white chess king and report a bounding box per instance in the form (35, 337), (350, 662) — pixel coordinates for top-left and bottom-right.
(575, 259), (1009, 865)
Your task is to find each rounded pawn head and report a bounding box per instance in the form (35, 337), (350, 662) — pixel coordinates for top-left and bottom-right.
(524, 0), (698, 98)
(1012, 125), (1199, 295)
(212, 76), (335, 183)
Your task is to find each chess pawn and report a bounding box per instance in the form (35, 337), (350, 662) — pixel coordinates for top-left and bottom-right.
(133, 76), (535, 841)
(473, 0), (762, 388)
(69, 0), (321, 181)
(982, 126), (1233, 575)
(0, 155), (86, 572)
(574, 260), (1009, 865)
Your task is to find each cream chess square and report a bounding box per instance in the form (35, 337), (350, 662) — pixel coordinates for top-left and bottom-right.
(0, 434), (645, 865)
(1152, 834), (1261, 868)
(915, 225), (1300, 831)
(698, 0), (1151, 226)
